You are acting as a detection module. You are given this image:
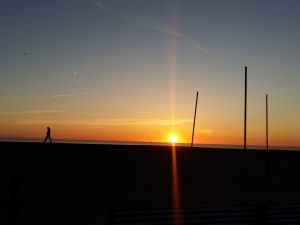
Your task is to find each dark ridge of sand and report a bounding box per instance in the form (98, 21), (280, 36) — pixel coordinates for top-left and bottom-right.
(1, 142), (300, 224)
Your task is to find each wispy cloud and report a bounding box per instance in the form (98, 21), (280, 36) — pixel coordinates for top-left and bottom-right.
(150, 19), (208, 53)
(0, 110), (64, 115)
(52, 91), (97, 98)
(92, 126), (104, 129)
(91, 1), (145, 28)
(11, 118), (69, 125)
(85, 118), (192, 126)
(137, 111), (151, 114)
(150, 19), (183, 37)
(183, 36), (209, 54)
(7, 118), (192, 127)
(90, 2), (208, 53)
(0, 110), (65, 126)
(92, 0), (108, 11)
(119, 14), (145, 28)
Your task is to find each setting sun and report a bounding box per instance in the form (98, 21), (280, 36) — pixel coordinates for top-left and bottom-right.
(169, 134), (178, 143)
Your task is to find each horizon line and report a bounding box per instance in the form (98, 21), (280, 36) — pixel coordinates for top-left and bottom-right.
(0, 138), (299, 150)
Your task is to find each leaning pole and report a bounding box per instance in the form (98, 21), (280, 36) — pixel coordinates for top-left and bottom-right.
(191, 91), (198, 148)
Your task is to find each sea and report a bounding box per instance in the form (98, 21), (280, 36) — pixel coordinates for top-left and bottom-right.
(0, 138), (299, 151)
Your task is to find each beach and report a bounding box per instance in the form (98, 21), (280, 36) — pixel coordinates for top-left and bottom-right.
(1, 142), (300, 224)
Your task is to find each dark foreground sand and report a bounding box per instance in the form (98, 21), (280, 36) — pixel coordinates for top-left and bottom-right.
(1, 142), (300, 224)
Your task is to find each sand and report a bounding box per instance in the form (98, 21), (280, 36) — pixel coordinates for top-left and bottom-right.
(1, 142), (300, 224)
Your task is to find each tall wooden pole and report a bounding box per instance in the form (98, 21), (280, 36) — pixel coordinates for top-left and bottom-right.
(244, 66), (247, 150)
(191, 91), (198, 148)
(266, 94), (269, 151)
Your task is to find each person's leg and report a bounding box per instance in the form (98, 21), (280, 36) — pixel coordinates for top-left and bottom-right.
(49, 136), (52, 143)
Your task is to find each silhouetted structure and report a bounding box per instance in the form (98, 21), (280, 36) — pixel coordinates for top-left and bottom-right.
(43, 127), (52, 143)
(191, 91), (198, 148)
(244, 66), (247, 150)
(266, 94), (269, 150)
(266, 94), (270, 177)
(243, 66), (248, 192)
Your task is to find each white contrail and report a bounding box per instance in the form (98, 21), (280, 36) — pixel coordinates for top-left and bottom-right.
(150, 19), (208, 53)
(91, 2), (208, 53)
(52, 91), (97, 98)
(119, 14), (145, 28)
(91, 0), (145, 28)
(182, 36), (209, 53)
(92, 0), (108, 11)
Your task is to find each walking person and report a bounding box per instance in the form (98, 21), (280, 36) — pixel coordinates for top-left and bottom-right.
(43, 126), (52, 143)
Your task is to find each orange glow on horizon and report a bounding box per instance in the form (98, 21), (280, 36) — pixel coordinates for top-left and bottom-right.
(0, 121), (300, 148)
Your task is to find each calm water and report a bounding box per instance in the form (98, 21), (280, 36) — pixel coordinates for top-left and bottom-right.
(0, 138), (299, 151)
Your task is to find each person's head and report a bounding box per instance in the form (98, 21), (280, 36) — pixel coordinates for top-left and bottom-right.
(47, 126), (50, 129)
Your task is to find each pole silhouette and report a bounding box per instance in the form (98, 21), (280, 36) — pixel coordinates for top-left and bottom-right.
(244, 66), (247, 150)
(265, 93), (270, 177)
(266, 94), (269, 150)
(191, 91), (198, 148)
(243, 66), (248, 192)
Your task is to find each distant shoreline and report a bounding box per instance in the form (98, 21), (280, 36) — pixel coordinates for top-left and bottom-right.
(0, 138), (299, 151)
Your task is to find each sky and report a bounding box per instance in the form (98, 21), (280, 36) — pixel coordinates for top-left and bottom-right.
(0, 0), (299, 146)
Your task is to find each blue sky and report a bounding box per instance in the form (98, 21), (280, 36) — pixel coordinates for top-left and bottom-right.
(0, 0), (299, 145)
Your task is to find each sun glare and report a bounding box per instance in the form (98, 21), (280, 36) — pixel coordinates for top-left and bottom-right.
(169, 134), (178, 143)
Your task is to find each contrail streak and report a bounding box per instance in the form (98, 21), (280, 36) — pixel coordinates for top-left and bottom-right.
(52, 91), (97, 98)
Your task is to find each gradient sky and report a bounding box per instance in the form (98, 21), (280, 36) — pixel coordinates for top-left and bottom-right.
(0, 0), (299, 146)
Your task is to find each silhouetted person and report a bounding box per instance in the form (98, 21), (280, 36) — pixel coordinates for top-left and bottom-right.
(43, 126), (52, 143)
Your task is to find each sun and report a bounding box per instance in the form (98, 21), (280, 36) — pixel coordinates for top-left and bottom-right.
(169, 134), (178, 143)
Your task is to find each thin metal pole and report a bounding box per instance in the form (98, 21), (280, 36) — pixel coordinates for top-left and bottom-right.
(243, 66), (247, 192)
(266, 93), (270, 177)
(244, 66), (247, 150)
(266, 94), (269, 151)
(191, 91), (198, 148)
